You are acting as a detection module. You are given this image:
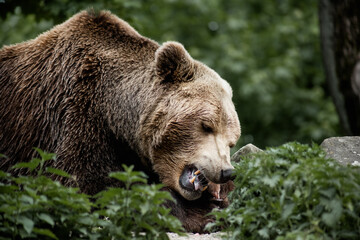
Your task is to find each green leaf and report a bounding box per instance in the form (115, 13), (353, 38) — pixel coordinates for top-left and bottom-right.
(109, 167), (147, 186)
(78, 216), (93, 225)
(20, 195), (34, 205)
(109, 172), (129, 183)
(17, 216), (34, 234)
(12, 159), (41, 172)
(32, 228), (58, 240)
(258, 227), (269, 239)
(140, 202), (150, 215)
(281, 203), (295, 220)
(38, 213), (55, 226)
(46, 167), (71, 178)
(34, 147), (56, 161)
(262, 175), (280, 188)
(0, 185), (17, 193)
(319, 188), (336, 199)
(321, 199), (343, 227)
(0, 170), (10, 178)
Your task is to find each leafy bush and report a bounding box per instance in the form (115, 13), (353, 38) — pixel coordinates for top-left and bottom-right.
(0, 149), (184, 239)
(208, 142), (360, 239)
(94, 166), (184, 239)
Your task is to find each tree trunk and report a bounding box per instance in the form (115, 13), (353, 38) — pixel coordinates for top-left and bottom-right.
(319, 0), (360, 135)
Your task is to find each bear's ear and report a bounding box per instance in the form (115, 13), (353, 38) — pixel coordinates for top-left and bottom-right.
(155, 42), (195, 83)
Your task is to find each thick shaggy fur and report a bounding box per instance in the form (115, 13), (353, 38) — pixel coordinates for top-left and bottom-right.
(0, 10), (239, 232)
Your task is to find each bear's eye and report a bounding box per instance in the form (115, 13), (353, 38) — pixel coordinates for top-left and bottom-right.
(201, 123), (214, 133)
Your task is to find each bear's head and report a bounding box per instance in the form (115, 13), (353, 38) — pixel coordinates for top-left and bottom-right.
(144, 42), (241, 201)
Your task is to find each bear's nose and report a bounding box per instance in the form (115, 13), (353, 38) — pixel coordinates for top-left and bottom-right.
(219, 169), (235, 183)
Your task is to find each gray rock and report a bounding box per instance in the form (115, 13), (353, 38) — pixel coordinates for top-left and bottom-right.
(320, 136), (360, 166)
(231, 143), (263, 163)
(167, 232), (223, 240)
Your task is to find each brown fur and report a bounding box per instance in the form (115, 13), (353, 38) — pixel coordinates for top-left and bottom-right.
(0, 10), (240, 232)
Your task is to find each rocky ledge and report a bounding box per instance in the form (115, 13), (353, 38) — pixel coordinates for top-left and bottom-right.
(321, 136), (360, 166)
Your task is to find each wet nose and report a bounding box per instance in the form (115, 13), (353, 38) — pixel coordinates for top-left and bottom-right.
(219, 169), (235, 183)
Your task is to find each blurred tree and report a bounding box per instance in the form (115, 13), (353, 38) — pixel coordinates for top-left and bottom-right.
(319, 0), (360, 136)
(0, 0), (341, 148)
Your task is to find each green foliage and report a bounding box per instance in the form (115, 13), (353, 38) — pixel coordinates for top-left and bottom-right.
(0, 150), (184, 239)
(0, 7), (53, 46)
(0, 0), (340, 148)
(208, 142), (360, 239)
(94, 165), (184, 239)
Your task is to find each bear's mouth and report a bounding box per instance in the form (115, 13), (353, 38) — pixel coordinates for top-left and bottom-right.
(179, 165), (209, 192)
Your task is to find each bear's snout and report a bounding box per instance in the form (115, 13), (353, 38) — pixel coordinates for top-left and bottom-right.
(219, 168), (235, 183)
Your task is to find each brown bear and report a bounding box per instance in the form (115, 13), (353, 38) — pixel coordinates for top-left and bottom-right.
(0, 10), (240, 232)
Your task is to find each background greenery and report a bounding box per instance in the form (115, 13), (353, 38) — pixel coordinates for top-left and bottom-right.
(0, 0), (341, 149)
